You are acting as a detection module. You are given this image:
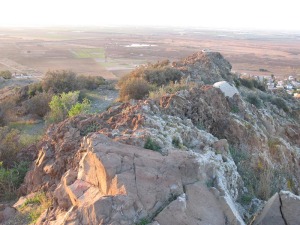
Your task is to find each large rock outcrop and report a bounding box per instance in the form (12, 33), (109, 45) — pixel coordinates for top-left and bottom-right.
(173, 51), (233, 84)
(38, 134), (244, 225)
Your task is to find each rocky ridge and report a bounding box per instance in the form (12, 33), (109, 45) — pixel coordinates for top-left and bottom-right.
(2, 51), (300, 224)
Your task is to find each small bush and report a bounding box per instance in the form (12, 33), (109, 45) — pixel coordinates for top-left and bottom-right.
(144, 137), (161, 151)
(0, 161), (29, 200)
(270, 97), (289, 112)
(149, 79), (193, 100)
(252, 79), (266, 91)
(136, 218), (150, 225)
(46, 91), (80, 124)
(0, 127), (23, 167)
(0, 92), (23, 125)
(230, 105), (239, 113)
(77, 75), (106, 90)
(119, 78), (150, 101)
(238, 78), (266, 91)
(246, 93), (262, 108)
(19, 192), (52, 224)
(42, 70), (106, 94)
(80, 121), (100, 136)
(239, 78), (254, 89)
(27, 82), (43, 97)
(24, 92), (53, 117)
(172, 137), (181, 148)
(0, 70), (12, 79)
(233, 78), (241, 88)
(240, 193), (253, 205)
(68, 98), (91, 117)
(46, 91), (91, 124)
(42, 70), (78, 94)
(118, 61), (183, 101)
(229, 146), (286, 200)
(0, 125), (41, 168)
(144, 67), (182, 86)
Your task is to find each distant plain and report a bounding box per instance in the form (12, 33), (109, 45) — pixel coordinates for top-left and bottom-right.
(0, 27), (300, 80)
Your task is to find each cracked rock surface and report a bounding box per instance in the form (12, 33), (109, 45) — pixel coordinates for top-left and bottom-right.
(36, 134), (244, 225)
(253, 191), (300, 225)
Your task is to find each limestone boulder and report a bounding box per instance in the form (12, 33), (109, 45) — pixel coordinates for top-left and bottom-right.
(213, 81), (239, 98)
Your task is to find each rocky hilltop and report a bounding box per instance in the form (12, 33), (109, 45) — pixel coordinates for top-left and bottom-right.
(2, 51), (300, 225)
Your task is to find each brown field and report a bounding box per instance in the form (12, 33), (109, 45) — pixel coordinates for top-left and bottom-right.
(0, 27), (300, 80)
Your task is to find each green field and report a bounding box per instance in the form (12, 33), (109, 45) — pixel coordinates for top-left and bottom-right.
(72, 48), (105, 59)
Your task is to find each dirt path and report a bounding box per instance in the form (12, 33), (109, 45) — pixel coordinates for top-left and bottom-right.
(85, 87), (119, 114)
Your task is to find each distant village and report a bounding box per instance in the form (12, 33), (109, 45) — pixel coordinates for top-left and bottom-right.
(265, 75), (300, 97)
(245, 73), (300, 98)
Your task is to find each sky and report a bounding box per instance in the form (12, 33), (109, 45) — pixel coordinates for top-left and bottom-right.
(1, 0), (299, 31)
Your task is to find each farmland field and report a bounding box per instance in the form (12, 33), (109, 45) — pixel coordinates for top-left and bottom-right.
(72, 48), (105, 59)
(0, 27), (299, 80)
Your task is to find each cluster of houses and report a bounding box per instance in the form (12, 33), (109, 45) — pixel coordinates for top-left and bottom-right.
(266, 75), (300, 96)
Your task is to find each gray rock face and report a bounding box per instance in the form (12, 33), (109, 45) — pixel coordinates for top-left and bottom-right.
(280, 191), (300, 225)
(253, 193), (285, 225)
(253, 191), (300, 225)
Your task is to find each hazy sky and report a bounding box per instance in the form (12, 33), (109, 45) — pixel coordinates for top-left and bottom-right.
(1, 0), (299, 31)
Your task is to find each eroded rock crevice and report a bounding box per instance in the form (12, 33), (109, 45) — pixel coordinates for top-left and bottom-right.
(278, 193), (288, 225)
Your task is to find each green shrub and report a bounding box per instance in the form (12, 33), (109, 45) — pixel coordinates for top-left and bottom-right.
(136, 218), (150, 225)
(0, 70), (12, 79)
(270, 97), (289, 112)
(246, 93), (262, 108)
(0, 161), (29, 200)
(46, 91), (80, 124)
(68, 98), (91, 117)
(233, 78), (241, 88)
(230, 105), (239, 113)
(27, 82), (43, 97)
(259, 92), (273, 102)
(253, 79), (266, 91)
(239, 78), (254, 89)
(144, 137), (161, 151)
(172, 137), (181, 148)
(119, 78), (150, 101)
(46, 91), (91, 124)
(238, 78), (266, 91)
(80, 121), (100, 136)
(19, 192), (52, 224)
(0, 125), (41, 168)
(240, 193), (253, 205)
(0, 127), (23, 167)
